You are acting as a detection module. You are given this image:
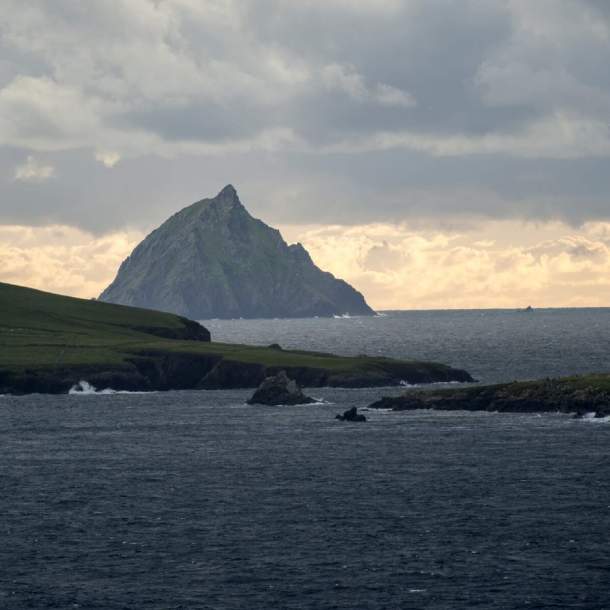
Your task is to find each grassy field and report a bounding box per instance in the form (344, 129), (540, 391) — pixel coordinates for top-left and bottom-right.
(0, 282), (471, 392)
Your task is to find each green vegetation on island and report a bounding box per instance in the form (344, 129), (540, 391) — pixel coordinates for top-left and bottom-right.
(0, 282), (473, 394)
(99, 185), (375, 319)
(369, 375), (610, 418)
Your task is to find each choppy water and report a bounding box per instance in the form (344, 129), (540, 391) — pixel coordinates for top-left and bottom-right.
(203, 308), (610, 385)
(2, 310), (610, 609)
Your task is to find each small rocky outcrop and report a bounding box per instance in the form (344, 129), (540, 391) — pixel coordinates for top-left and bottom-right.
(247, 370), (316, 405)
(335, 407), (367, 422)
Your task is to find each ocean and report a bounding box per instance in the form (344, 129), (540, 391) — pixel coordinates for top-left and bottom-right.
(1, 309), (609, 609)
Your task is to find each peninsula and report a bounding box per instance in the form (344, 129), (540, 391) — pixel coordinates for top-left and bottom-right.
(369, 377), (610, 418)
(0, 282), (473, 395)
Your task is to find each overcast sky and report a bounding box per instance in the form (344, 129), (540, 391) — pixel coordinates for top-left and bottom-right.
(2, 0), (610, 308)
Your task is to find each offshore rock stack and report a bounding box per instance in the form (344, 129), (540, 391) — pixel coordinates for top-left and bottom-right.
(247, 371), (316, 406)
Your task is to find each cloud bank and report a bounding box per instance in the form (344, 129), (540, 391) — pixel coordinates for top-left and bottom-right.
(0, 225), (142, 298)
(5, 220), (610, 310)
(1, 0), (610, 230)
(285, 220), (610, 309)
(2, 1), (610, 307)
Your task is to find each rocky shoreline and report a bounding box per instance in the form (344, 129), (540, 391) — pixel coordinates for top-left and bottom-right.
(0, 350), (474, 396)
(368, 376), (610, 418)
(1, 281), (474, 396)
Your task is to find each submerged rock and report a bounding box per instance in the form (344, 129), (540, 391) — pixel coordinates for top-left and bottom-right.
(247, 370), (316, 406)
(335, 406), (367, 422)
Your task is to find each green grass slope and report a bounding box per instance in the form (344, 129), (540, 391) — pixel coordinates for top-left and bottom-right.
(369, 374), (610, 417)
(0, 282), (473, 394)
(0, 281), (211, 368)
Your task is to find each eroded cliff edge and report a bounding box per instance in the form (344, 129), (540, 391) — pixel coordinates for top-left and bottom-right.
(0, 281), (473, 395)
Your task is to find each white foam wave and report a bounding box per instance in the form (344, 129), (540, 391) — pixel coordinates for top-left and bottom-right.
(68, 381), (152, 395)
(578, 412), (610, 423)
(69, 381), (109, 395)
(244, 399), (332, 407)
(399, 380), (463, 388)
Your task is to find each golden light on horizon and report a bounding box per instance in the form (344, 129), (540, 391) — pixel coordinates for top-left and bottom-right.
(4, 219), (610, 310)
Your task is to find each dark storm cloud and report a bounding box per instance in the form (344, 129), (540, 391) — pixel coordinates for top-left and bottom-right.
(117, 102), (269, 142)
(3, 146), (610, 234)
(245, 0), (534, 138)
(1, 0), (610, 232)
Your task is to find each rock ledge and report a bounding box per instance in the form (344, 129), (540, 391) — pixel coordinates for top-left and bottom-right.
(335, 407), (367, 422)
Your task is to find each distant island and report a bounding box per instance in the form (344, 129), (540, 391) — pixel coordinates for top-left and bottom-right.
(99, 185), (375, 320)
(0, 282), (473, 395)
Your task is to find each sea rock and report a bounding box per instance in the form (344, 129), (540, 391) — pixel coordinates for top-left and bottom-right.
(335, 406), (367, 422)
(247, 370), (316, 406)
(99, 185), (375, 319)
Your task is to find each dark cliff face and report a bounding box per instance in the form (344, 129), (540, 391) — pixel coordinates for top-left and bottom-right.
(99, 185), (375, 319)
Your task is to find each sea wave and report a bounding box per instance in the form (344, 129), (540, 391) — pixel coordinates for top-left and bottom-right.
(68, 381), (152, 395)
(399, 380), (463, 388)
(243, 397), (332, 407)
(578, 412), (610, 423)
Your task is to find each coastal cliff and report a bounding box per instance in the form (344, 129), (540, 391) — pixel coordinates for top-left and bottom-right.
(0, 282), (473, 395)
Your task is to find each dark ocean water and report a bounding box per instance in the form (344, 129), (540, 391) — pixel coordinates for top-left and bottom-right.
(2, 310), (610, 609)
(203, 308), (610, 385)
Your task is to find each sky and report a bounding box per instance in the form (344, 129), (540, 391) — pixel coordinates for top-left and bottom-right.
(2, 0), (610, 309)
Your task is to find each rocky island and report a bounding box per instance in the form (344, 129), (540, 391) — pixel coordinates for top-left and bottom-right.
(368, 377), (610, 418)
(335, 407), (367, 422)
(0, 282), (473, 395)
(99, 185), (375, 319)
(247, 371), (316, 405)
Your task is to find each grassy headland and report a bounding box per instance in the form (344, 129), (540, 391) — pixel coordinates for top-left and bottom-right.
(0, 282), (473, 394)
(369, 375), (610, 417)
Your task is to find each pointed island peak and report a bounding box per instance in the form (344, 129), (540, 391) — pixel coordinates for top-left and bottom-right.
(188, 184), (244, 215)
(218, 183), (237, 197)
(100, 187), (375, 319)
